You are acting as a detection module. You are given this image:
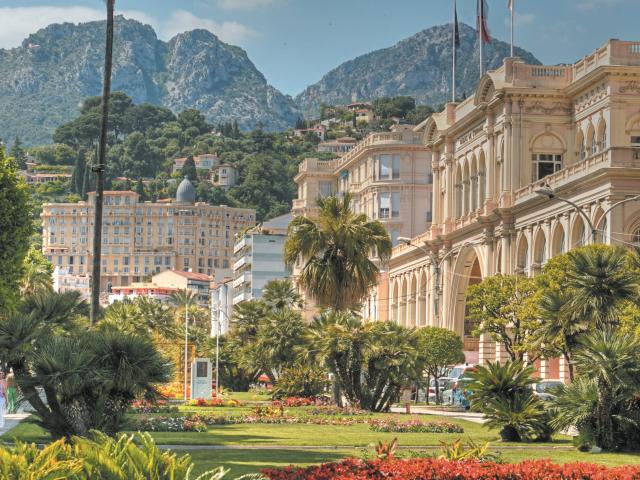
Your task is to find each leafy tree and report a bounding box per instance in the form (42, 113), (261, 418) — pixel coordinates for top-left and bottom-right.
(466, 274), (540, 363)
(285, 194), (392, 311)
(415, 327), (465, 403)
(122, 131), (156, 178)
(125, 103), (176, 133)
(136, 178), (146, 200)
(177, 109), (211, 135)
(181, 155), (198, 182)
(20, 246), (54, 296)
(0, 147), (32, 311)
(10, 136), (27, 170)
(372, 96), (416, 119)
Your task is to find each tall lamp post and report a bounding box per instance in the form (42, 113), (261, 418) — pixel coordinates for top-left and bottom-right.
(183, 293), (192, 402)
(211, 303), (228, 396)
(535, 186), (640, 244)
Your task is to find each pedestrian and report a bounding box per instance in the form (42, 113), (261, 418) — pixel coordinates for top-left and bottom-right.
(6, 370), (16, 414)
(0, 372), (6, 429)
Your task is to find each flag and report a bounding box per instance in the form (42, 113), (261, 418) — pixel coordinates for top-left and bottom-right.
(477, 0), (492, 44)
(508, 0), (513, 11)
(454, 0), (460, 49)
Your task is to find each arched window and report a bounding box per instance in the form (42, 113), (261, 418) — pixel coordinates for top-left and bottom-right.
(531, 133), (564, 181)
(633, 227), (640, 245)
(576, 128), (586, 160)
(517, 236), (529, 276)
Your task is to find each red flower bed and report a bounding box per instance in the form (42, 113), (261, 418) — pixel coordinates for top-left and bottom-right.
(280, 396), (332, 407)
(262, 458), (640, 480)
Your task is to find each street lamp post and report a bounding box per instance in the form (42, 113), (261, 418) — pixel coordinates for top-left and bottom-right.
(184, 299), (189, 402)
(212, 304), (228, 397)
(535, 186), (640, 244)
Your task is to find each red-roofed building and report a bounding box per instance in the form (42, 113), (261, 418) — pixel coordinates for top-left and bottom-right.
(152, 269), (213, 306)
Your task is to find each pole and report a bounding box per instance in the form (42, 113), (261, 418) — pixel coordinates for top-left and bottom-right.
(452, 0), (457, 102)
(184, 304), (189, 402)
(215, 316), (220, 396)
(90, 0), (114, 324)
(510, 0), (515, 57)
(478, 0), (483, 77)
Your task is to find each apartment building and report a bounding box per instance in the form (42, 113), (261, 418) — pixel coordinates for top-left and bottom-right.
(41, 177), (256, 292)
(387, 39), (640, 379)
(292, 124), (433, 319)
(232, 213), (291, 305)
(173, 154), (220, 173)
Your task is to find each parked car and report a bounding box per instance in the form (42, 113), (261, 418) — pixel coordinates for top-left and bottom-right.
(532, 380), (564, 400)
(441, 376), (474, 408)
(427, 377), (453, 403)
(448, 364), (477, 380)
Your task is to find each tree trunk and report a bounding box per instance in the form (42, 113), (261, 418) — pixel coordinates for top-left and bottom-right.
(90, 0), (115, 324)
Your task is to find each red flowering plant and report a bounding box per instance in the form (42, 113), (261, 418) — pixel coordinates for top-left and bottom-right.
(129, 399), (178, 414)
(368, 417), (464, 434)
(187, 398), (242, 408)
(262, 458), (640, 480)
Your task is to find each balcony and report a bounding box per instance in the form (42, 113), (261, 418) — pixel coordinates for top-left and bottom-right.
(232, 272), (251, 289)
(232, 290), (251, 305)
(513, 147), (639, 205)
(233, 236), (248, 254)
(233, 255), (251, 271)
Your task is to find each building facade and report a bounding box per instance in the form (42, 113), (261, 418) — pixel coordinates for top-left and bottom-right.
(387, 39), (640, 378)
(232, 214), (292, 305)
(41, 178), (256, 292)
(293, 124), (434, 319)
(173, 154), (220, 173)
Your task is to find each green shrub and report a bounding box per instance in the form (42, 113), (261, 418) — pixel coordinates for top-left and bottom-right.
(0, 431), (264, 480)
(272, 365), (329, 399)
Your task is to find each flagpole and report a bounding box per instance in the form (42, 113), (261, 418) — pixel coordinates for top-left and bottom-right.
(452, 0), (456, 102)
(478, 0), (483, 77)
(510, 0), (514, 57)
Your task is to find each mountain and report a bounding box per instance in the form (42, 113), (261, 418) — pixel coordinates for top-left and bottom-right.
(296, 23), (541, 117)
(0, 16), (299, 145)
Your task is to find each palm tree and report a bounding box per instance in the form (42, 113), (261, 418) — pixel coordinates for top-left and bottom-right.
(169, 289), (198, 315)
(469, 361), (549, 442)
(284, 193), (392, 311)
(565, 246), (639, 328)
(20, 261), (53, 296)
(90, 0), (115, 324)
(566, 328), (640, 450)
(262, 278), (304, 311)
(534, 290), (587, 381)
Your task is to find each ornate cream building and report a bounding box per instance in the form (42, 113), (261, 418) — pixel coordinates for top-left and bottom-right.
(293, 124), (434, 319)
(41, 178), (256, 292)
(387, 39), (640, 379)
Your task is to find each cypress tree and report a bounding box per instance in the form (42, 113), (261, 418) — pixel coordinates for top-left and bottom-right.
(136, 178), (145, 200)
(81, 159), (91, 200)
(73, 150), (85, 195)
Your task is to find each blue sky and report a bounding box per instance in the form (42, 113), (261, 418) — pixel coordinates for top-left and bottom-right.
(0, 0), (637, 95)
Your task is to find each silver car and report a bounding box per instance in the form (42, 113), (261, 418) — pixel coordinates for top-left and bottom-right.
(532, 380), (564, 401)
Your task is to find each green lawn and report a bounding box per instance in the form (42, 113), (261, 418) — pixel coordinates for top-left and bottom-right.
(4, 407), (640, 476)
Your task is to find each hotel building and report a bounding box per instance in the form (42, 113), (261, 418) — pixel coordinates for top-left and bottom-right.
(41, 177), (256, 292)
(386, 39), (640, 378)
(292, 124), (434, 319)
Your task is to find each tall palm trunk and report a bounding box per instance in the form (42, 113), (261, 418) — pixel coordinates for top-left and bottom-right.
(90, 0), (115, 324)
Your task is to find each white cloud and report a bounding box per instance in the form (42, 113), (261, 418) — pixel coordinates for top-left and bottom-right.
(0, 6), (256, 49)
(503, 12), (535, 28)
(160, 10), (257, 45)
(216, 0), (279, 11)
(577, 0), (624, 10)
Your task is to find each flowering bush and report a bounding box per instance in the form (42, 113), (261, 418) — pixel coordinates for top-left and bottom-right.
(280, 396), (332, 407)
(133, 415), (207, 432)
(261, 458), (640, 480)
(368, 417), (464, 434)
(187, 398), (242, 408)
(310, 406), (369, 416)
(156, 383), (183, 400)
(129, 400), (179, 414)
